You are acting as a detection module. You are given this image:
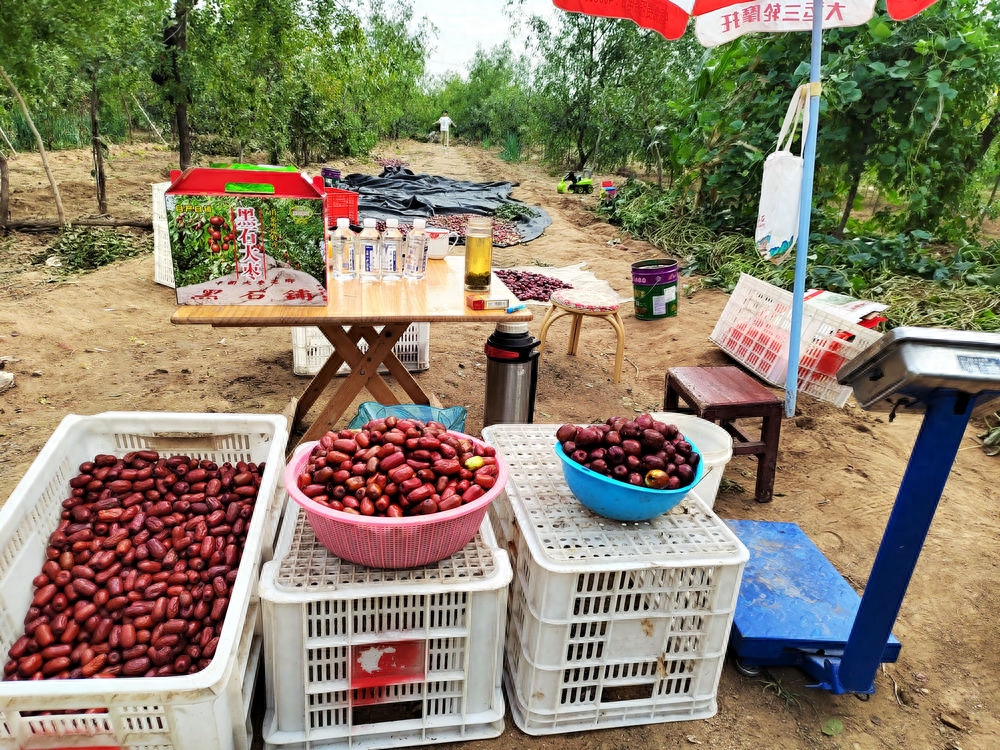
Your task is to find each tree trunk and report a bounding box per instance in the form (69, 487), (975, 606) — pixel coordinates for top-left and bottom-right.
(977, 110), (1000, 161)
(174, 1), (193, 170)
(153, 1), (194, 169)
(177, 102), (191, 170)
(91, 77), (108, 215)
(837, 172), (862, 238)
(0, 152), (9, 227)
(0, 66), (65, 224)
(985, 171), (1000, 211)
(837, 140), (870, 237)
(120, 92), (135, 141)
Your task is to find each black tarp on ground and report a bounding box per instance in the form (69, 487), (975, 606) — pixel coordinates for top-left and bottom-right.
(342, 168), (552, 244)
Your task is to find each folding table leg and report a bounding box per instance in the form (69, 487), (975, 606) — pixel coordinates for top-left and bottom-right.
(300, 323), (429, 444)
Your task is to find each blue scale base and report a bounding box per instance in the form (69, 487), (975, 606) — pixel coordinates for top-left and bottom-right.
(725, 519), (901, 672)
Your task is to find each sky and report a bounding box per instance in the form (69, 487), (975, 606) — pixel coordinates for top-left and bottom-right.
(407, 0), (561, 77)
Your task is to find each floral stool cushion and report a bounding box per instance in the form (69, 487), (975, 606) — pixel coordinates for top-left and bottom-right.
(550, 288), (621, 313)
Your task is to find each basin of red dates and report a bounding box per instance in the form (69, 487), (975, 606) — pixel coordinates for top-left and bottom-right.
(554, 413), (706, 521)
(285, 417), (508, 569)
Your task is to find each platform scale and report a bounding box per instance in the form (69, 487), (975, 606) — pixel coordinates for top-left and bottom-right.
(727, 327), (1000, 694)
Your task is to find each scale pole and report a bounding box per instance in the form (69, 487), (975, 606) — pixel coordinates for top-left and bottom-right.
(832, 392), (974, 694)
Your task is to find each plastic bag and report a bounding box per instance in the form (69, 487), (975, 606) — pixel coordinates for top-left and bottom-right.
(348, 402), (468, 432)
(756, 86), (809, 265)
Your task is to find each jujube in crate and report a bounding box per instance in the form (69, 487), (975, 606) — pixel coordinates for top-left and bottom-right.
(4, 451), (264, 682)
(297, 417), (500, 517)
(557, 412), (701, 490)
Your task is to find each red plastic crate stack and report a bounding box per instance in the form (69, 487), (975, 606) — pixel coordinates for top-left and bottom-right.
(323, 188), (359, 227)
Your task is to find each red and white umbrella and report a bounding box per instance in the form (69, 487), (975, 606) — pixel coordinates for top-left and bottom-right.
(554, 0), (938, 42)
(552, 0), (942, 416)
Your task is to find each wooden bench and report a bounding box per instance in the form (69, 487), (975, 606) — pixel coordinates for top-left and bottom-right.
(663, 366), (782, 503)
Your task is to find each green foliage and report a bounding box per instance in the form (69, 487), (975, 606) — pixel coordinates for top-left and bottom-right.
(602, 179), (1000, 332)
(500, 133), (521, 162)
(37, 228), (150, 272)
(979, 412), (1000, 456)
(493, 201), (538, 222)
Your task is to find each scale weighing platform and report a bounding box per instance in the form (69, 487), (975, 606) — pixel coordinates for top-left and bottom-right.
(727, 327), (1000, 695)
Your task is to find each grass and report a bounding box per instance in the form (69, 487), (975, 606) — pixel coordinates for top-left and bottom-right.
(759, 670), (802, 710)
(34, 227), (151, 273)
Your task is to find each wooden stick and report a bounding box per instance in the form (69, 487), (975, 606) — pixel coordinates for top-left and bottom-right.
(0, 122), (16, 155)
(132, 93), (169, 146)
(5, 217), (153, 231)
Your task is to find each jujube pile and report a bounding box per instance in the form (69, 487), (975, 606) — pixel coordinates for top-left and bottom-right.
(4, 451), (263, 682)
(557, 413), (700, 490)
(296, 417), (499, 517)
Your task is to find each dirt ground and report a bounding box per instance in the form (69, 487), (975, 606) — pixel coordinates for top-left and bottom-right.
(1, 140), (998, 750)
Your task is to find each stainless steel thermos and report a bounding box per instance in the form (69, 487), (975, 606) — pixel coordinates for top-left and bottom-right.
(483, 322), (540, 427)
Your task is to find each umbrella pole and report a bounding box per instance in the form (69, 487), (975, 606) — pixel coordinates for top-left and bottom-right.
(784, 0), (824, 418)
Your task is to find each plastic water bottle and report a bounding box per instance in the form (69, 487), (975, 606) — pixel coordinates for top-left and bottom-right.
(381, 218), (403, 280)
(358, 218), (381, 281)
(330, 217), (356, 281)
(403, 218), (429, 280)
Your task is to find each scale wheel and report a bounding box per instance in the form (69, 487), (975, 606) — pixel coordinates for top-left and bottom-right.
(733, 658), (761, 677)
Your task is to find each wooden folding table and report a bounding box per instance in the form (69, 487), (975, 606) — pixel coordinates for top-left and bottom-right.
(171, 256), (529, 443)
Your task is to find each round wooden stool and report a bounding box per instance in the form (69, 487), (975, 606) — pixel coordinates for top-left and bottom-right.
(538, 288), (626, 383)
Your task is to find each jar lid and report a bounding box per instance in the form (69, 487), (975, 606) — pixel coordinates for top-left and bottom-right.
(496, 321), (529, 335)
(386, 218), (399, 227)
(363, 217), (376, 227)
(336, 217), (349, 227)
(413, 218), (426, 229)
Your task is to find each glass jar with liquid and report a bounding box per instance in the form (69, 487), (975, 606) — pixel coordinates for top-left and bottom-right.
(464, 216), (493, 292)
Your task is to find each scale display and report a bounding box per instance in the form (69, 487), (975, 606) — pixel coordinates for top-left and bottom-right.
(837, 326), (1000, 411)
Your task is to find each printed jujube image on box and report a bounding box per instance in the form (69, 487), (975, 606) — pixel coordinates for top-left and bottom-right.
(165, 170), (327, 306)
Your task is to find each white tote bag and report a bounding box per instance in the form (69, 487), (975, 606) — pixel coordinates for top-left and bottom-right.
(756, 86), (809, 265)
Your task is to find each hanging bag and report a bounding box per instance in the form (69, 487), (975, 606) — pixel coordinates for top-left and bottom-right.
(755, 85), (809, 265)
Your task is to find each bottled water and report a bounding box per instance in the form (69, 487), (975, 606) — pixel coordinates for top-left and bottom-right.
(330, 217), (356, 280)
(358, 217), (382, 281)
(381, 218), (403, 280)
(403, 218), (429, 280)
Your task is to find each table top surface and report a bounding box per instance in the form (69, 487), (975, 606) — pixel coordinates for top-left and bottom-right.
(171, 256), (531, 327)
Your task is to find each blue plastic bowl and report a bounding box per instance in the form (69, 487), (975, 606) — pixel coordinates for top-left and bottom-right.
(554, 440), (705, 522)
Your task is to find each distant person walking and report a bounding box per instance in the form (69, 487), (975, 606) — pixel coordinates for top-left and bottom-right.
(436, 111), (454, 148)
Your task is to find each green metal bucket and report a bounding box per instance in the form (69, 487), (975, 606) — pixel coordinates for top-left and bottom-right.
(632, 259), (679, 320)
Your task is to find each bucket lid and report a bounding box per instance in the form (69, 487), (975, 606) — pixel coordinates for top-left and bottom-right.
(496, 321), (529, 335)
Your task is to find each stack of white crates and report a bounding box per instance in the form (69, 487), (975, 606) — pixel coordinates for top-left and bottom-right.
(259, 503), (511, 750)
(291, 324), (431, 378)
(482, 423), (749, 735)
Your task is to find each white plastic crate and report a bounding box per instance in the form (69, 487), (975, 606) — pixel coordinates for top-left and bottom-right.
(481, 424), (749, 736)
(292, 323), (431, 377)
(709, 273), (883, 407)
(0, 411), (289, 750)
(259, 503), (511, 750)
(153, 181), (175, 287)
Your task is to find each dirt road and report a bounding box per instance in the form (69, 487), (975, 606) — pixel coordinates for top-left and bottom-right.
(1, 140), (998, 749)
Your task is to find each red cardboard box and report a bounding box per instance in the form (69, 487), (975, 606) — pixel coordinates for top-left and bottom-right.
(165, 167), (327, 305)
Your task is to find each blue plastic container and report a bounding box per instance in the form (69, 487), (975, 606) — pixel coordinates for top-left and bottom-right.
(554, 440), (705, 522)
(348, 402), (468, 432)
